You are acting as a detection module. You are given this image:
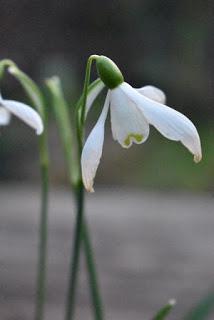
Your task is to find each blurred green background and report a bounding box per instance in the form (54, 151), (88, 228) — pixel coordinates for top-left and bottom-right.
(0, 0), (213, 191)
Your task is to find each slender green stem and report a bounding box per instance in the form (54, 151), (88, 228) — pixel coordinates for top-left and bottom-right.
(80, 55), (99, 127)
(35, 124), (49, 320)
(82, 221), (104, 319)
(65, 187), (104, 320)
(65, 183), (84, 320)
(35, 171), (48, 320)
(66, 187), (104, 320)
(46, 76), (104, 320)
(65, 55), (104, 320)
(35, 150), (49, 320)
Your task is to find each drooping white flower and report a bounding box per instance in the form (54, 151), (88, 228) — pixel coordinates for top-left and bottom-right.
(81, 56), (202, 192)
(0, 93), (43, 134)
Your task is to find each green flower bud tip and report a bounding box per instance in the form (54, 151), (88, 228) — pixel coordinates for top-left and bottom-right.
(96, 56), (124, 89)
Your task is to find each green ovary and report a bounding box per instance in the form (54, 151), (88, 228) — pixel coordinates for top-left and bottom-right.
(124, 133), (143, 146)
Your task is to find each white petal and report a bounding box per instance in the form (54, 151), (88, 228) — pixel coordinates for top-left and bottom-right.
(81, 92), (110, 192)
(110, 86), (150, 148)
(3, 100), (43, 135)
(120, 82), (202, 162)
(86, 80), (105, 116)
(0, 107), (11, 125)
(137, 85), (166, 104)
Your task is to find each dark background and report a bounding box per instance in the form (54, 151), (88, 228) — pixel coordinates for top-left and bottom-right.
(0, 2), (214, 320)
(0, 0), (213, 190)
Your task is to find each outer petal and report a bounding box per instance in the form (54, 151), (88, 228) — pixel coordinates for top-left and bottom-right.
(81, 92), (110, 192)
(86, 80), (105, 116)
(0, 107), (11, 125)
(110, 86), (150, 148)
(137, 85), (166, 104)
(120, 82), (202, 162)
(3, 100), (43, 135)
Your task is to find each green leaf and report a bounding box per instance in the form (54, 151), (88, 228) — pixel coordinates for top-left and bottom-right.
(46, 76), (79, 186)
(45, 76), (103, 187)
(152, 299), (176, 320)
(184, 293), (214, 320)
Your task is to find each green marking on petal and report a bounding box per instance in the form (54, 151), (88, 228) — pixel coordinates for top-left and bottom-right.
(124, 133), (143, 146)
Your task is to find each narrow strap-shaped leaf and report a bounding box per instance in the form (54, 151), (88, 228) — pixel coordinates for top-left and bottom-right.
(45, 76), (78, 186)
(184, 292), (214, 320)
(152, 299), (176, 320)
(46, 76), (103, 185)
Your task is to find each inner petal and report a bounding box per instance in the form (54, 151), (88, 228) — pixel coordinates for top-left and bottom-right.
(110, 87), (150, 148)
(137, 85), (166, 104)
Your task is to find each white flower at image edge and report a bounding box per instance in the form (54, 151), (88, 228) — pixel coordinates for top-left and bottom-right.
(81, 82), (202, 192)
(0, 93), (43, 134)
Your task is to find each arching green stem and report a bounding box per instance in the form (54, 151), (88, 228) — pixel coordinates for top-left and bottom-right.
(0, 61), (50, 320)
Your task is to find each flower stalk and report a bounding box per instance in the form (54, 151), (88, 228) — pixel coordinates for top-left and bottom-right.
(35, 145), (49, 320)
(0, 61), (50, 320)
(67, 55), (104, 320)
(46, 73), (104, 320)
(35, 126), (49, 320)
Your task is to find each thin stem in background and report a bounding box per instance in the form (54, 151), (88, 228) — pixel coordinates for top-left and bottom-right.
(82, 220), (104, 320)
(65, 189), (104, 320)
(35, 132), (49, 320)
(65, 184), (84, 320)
(4, 64), (51, 320)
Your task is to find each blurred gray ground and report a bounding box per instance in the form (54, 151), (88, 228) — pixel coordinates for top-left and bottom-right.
(0, 185), (214, 320)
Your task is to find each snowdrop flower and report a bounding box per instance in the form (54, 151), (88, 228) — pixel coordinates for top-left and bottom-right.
(81, 56), (202, 192)
(0, 93), (43, 134)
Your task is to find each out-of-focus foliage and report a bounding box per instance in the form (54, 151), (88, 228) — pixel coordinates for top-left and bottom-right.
(152, 300), (175, 319)
(184, 292), (214, 320)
